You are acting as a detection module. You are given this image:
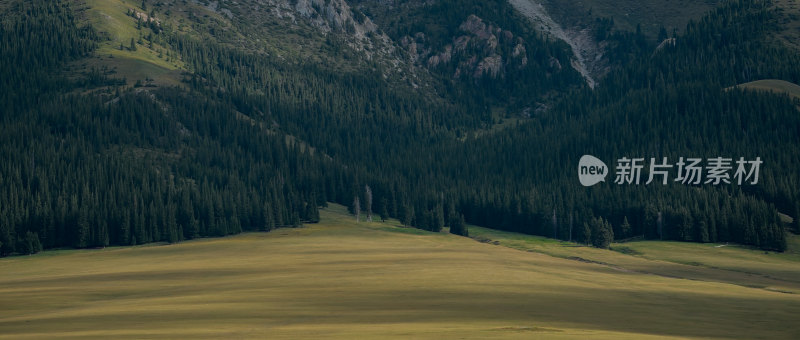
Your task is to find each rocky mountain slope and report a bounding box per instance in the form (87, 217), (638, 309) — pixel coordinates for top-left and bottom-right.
(508, 0), (599, 87)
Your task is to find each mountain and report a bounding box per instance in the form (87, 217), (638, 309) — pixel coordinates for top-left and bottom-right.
(0, 0), (798, 255)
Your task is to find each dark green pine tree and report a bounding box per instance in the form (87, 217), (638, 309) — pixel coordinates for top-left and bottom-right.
(794, 205), (800, 234)
(449, 213), (468, 237)
(18, 232), (42, 255)
(591, 217), (614, 249)
(582, 222), (591, 246)
(120, 211), (131, 245)
(291, 212), (301, 228)
(307, 201), (320, 223)
(166, 204), (179, 244)
(76, 205), (90, 248)
(263, 204), (274, 232)
(433, 203), (445, 232)
(179, 191), (198, 239)
(402, 205), (414, 227)
(135, 210), (146, 246)
(620, 216), (631, 239)
(0, 215), (14, 255)
(697, 219), (710, 243)
(98, 220), (109, 248)
(380, 198), (389, 222)
(643, 204), (658, 239)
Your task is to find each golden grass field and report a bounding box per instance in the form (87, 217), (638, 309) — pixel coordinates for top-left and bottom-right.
(1, 204), (799, 339)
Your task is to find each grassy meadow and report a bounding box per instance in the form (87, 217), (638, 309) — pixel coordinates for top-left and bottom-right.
(72, 0), (192, 87)
(735, 79), (800, 101)
(1, 204), (799, 339)
(469, 225), (800, 295)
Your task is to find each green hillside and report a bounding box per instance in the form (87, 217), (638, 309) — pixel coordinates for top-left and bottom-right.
(735, 79), (800, 101)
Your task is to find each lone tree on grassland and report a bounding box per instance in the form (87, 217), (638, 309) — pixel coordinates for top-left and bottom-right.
(353, 196), (360, 222)
(365, 185), (372, 222)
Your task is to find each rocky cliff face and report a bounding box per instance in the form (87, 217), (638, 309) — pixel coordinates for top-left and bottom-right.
(507, 0), (601, 88)
(195, 0), (398, 59)
(176, 0), (577, 99)
(401, 14), (533, 80)
(175, 0), (428, 87)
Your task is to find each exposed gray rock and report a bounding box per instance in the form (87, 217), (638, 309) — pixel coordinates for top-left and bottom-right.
(508, 0), (599, 88)
(474, 54), (503, 78)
